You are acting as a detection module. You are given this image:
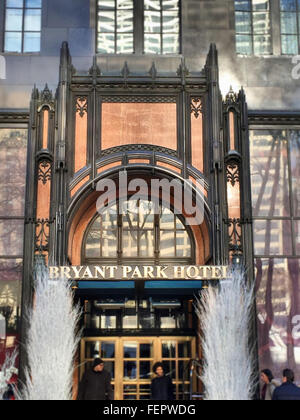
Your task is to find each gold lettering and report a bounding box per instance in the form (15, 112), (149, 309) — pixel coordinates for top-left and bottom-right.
(123, 266), (132, 279)
(60, 266), (71, 279)
(81, 266), (93, 279)
(143, 266), (154, 279)
(186, 266), (199, 279)
(94, 266), (106, 278)
(211, 266), (222, 279)
(173, 266), (185, 279)
(49, 266), (59, 279)
(132, 266), (143, 278)
(108, 266), (118, 278)
(156, 266), (168, 279)
(72, 266), (84, 279)
(202, 266), (212, 279)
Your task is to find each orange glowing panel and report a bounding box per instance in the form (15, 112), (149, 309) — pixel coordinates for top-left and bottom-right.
(101, 103), (177, 151)
(42, 109), (49, 149)
(97, 161), (122, 174)
(229, 111), (236, 151)
(129, 159), (150, 164)
(191, 99), (204, 173)
(157, 161), (181, 174)
(227, 178), (241, 220)
(74, 97), (88, 174)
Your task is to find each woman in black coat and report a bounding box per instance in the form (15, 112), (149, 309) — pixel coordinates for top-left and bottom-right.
(151, 362), (174, 400)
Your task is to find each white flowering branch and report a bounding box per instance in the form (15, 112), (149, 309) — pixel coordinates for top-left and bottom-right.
(19, 260), (82, 400)
(195, 266), (257, 400)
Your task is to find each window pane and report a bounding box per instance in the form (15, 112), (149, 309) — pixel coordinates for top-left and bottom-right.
(250, 130), (290, 217)
(163, 34), (179, 53)
(235, 11), (252, 33)
(124, 342), (137, 358)
(145, 11), (161, 33)
(97, 33), (115, 53)
(7, 0), (23, 7)
(117, 10), (133, 32)
(162, 11), (179, 33)
(235, 0), (251, 11)
(295, 221), (300, 255)
(252, 0), (269, 11)
(281, 12), (297, 34)
(123, 230), (138, 257)
(236, 34), (253, 54)
(98, 0), (115, 9)
(253, 12), (270, 34)
(24, 9), (41, 31)
(102, 230), (118, 257)
(117, 0), (133, 8)
(178, 342), (191, 358)
(140, 361), (151, 379)
(280, 0), (297, 11)
(290, 131), (300, 216)
(176, 231), (191, 257)
(0, 129), (28, 217)
(102, 208), (117, 230)
(161, 209), (174, 229)
(98, 11), (115, 32)
(145, 0), (161, 11)
(160, 230), (175, 257)
(25, 0), (42, 7)
(281, 34), (298, 54)
(253, 34), (271, 54)
(4, 31), (22, 53)
(5, 9), (23, 31)
(162, 0), (179, 10)
(0, 221), (24, 256)
(117, 34), (133, 54)
(254, 220), (293, 256)
(139, 230), (154, 257)
(101, 342), (115, 358)
(23, 32), (40, 52)
(86, 231), (101, 258)
(162, 341), (176, 358)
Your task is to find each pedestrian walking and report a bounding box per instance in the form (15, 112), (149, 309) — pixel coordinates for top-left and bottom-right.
(77, 358), (113, 400)
(272, 369), (300, 401)
(260, 369), (279, 400)
(151, 362), (174, 400)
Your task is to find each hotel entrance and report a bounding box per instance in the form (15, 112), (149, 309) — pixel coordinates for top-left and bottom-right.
(80, 336), (196, 400)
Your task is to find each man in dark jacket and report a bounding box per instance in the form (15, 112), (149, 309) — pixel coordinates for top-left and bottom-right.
(272, 369), (300, 401)
(77, 358), (113, 400)
(151, 362), (174, 400)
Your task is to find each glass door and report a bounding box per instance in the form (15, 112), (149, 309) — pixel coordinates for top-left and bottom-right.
(80, 337), (196, 400)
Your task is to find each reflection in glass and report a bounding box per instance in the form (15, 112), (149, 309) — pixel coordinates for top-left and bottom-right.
(23, 32), (40, 52)
(162, 341), (176, 358)
(4, 32), (22, 52)
(140, 343), (153, 358)
(163, 361), (176, 379)
(124, 342), (137, 358)
(124, 361), (137, 379)
(24, 8), (41, 31)
(290, 131), (300, 216)
(178, 342), (191, 358)
(140, 361), (151, 379)
(5, 9), (23, 31)
(254, 220), (293, 256)
(250, 130), (290, 217)
(101, 342), (115, 358)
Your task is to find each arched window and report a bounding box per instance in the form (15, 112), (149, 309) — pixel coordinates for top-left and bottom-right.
(83, 199), (193, 263)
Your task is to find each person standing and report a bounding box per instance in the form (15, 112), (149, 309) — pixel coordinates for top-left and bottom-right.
(77, 358), (113, 400)
(272, 369), (300, 401)
(260, 369), (279, 400)
(151, 362), (174, 400)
